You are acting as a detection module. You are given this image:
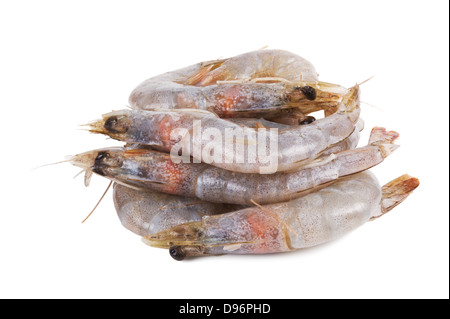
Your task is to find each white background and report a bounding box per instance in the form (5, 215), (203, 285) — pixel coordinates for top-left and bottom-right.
(1, 0), (448, 299)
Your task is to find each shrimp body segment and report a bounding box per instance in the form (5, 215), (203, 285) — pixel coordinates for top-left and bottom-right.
(89, 85), (360, 173)
(70, 127), (398, 205)
(113, 183), (242, 236)
(321, 118), (364, 156)
(144, 172), (419, 259)
(129, 50), (348, 118)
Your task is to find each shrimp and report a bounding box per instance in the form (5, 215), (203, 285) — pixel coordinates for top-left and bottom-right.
(70, 127), (397, 205)
(113, 183), (243, 237)
(143, 171), (420, 260)
(88, 85), (360, 173)
(129, 49), (349, 118)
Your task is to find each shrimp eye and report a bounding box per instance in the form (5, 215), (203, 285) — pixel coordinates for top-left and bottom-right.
(95, 151), (109, 163)
(169, 245), (186, 261)
(300, 86), (317, 101)
(94, 150), (123, 168)
(104, 116), (129, 134)
(92, 151), (109, 176)
(299, 116), (316, 125)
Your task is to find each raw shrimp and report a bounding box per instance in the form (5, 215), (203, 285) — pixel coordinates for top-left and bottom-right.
(113, 183), (243, 236)
(70, 127), (397, 205)
(143, 171), (419, 260)
(129, 49), (349, 118)
(89, 85), (361, 173)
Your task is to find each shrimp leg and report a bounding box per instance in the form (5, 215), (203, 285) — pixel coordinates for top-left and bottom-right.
(143, 171), (419, 259)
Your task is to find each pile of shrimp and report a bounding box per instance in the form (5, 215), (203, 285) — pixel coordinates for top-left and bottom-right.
(70, 49), (419, 260)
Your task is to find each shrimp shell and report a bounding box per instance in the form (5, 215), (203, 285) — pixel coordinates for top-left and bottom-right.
(143, 171), (419, 259)
(129, 50), (348, 118)
(113, 183), (243, 236)
(89, 85), (360, 173)
(70, 127), (397, 205)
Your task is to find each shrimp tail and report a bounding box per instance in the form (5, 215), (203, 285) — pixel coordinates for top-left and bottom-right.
(369, 126), (399, 144)
(371, 174), (420, 220)
(343, 84), (360, 112)
(333, 84), (360, 121)
(368, 126), (400, 158)
(185, 59), (226, 86)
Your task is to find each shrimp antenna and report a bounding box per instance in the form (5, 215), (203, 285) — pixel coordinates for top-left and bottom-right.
(355, 76), (384, 111)
(73, 169), (86, 179)
(361, 101), (384, 111)
(357, 75), (374, 86)
(81, 180), (113, 223)
(32, 159), (72, 171)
